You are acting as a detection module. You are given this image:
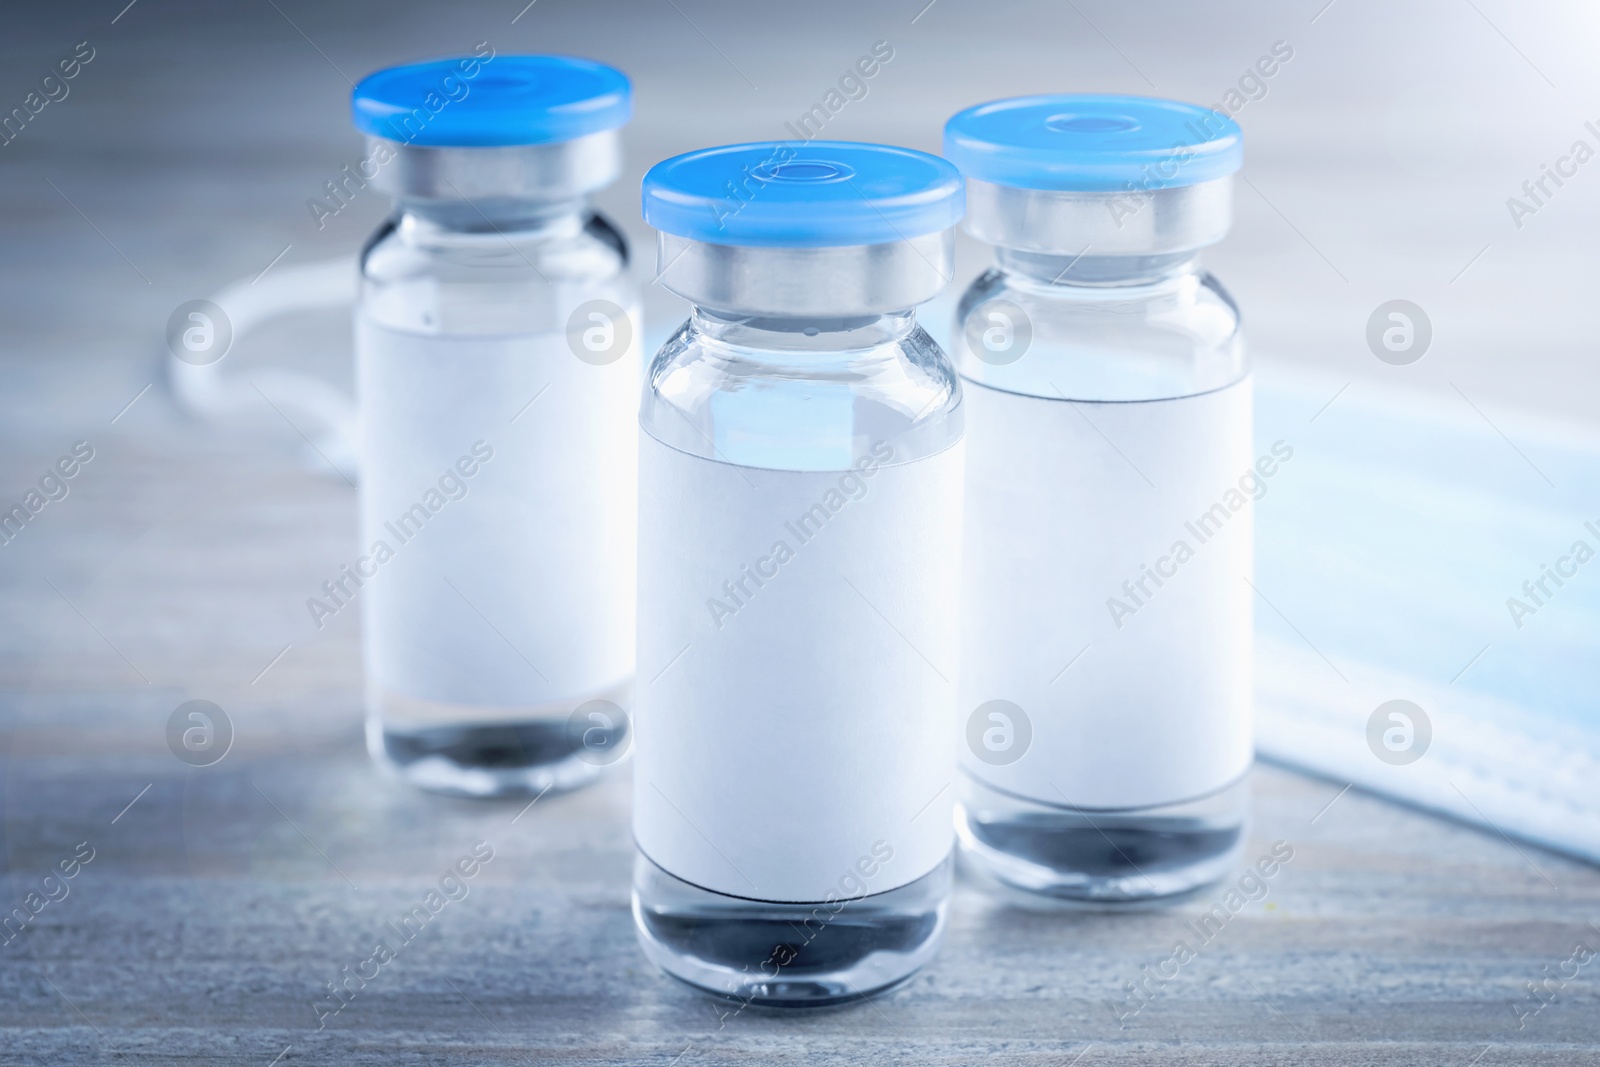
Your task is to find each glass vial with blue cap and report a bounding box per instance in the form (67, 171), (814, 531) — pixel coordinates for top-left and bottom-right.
(944, 96), (1252, 899)
(351, 53), (638, 797)
(633, 141), (965, 1005)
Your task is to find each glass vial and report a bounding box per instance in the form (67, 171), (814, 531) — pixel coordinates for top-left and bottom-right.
(632, 142), (966, 1005)
(943, 96), (1252, 900)
(351, 56), (639, 797)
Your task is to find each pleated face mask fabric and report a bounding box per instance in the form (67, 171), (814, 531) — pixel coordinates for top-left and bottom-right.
(1251, 364), (1600, 864)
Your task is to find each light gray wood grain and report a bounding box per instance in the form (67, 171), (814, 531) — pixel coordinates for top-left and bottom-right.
(2, 1), (1599, 1062)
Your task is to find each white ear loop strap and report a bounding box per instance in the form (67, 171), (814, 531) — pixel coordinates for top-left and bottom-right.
(166, 255), (360, 480)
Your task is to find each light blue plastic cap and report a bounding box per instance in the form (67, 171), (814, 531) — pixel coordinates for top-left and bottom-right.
(943, 94), (1243, 192)
(352, 55), (631, 147)
(642, 141), (965, 248)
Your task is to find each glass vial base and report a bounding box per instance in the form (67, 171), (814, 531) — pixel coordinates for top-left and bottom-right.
(956, 774), (1248, 902)
(632, 852), (951, 1008)
(366, 682), (629, 799)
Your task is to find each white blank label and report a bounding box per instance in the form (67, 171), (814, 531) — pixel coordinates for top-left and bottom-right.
(634, 434), (964, 903)
(357, 320), (639, 710)
(960, 379), (1254, 809)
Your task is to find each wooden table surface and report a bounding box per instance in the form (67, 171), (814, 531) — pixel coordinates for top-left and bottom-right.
(0, 419), (1595, 1066)
(4, 0), (1600, 1062)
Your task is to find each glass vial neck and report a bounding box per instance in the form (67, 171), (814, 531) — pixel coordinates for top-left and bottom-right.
(994, 248), (1200, 288)
(395, 196), (589, 238)
(689, 305), (917, 352)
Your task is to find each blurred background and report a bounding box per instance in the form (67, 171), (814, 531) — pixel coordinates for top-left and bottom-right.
(4, 0), (1596, 847)
(7, 0), (1599, 416)
(1, 0), (1598, 1058)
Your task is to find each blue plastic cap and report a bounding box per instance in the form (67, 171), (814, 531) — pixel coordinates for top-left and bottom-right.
(943, 94), (1242, 192)
(352, 54), (631, 147)
(642, 141), (965, 247)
